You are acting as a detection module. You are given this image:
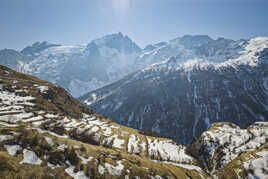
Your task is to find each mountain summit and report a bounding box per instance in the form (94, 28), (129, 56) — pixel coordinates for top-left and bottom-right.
(92, 32), (141, 54)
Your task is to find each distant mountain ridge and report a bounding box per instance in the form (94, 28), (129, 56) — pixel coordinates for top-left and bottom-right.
(135, 35), (248, 69)
(92, 32), (141, 54)
(0, 33), (249, 97)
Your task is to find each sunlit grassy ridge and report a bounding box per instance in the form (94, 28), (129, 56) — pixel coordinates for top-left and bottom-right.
(0, 65), (209, 178)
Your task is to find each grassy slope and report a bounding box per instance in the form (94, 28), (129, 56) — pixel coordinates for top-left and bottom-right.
(0, 65), (209, 178)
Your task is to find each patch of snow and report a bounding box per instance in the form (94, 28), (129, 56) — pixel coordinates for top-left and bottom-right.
(22, 116), (43, 123)
(162, 161), (203, 172)
(0, 121), (18, 127)
(47, 162), (61, 169)
(37, 86), (49, 93)
(78, 154), (94, 164)
(128, 135), (140, 153)
(102, 127), (112, 136)
(112, 136), (125, 149)
(64, 119), (84, 129)
(98, 165), (105, 175)
(65, 165), (89, 179)
(4, 145), (22, 155)
(0, 135), (14, 142)
(37, 111), (46, 114)
(20, 149), (42, 165)
(86, 126), (99, 135)
(44, 114), (58, 118)
(9, 131), (22, 136)
(150, 175), (164, 179)
(104, 160), (124, 176)
(147, 138), (194, 163)
(32, 119), (51, 127)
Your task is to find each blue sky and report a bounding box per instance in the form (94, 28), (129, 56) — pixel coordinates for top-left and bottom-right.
(0, 0), (268, 50)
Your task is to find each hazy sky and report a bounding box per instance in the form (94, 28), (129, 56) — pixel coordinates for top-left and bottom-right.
(1, 0), (268, 50)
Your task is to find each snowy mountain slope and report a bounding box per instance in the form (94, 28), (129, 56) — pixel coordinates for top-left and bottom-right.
(21, 33), (142, 97)
(134, 35), (248, 69)
(0, 33), (142, 97)
(80, 37), (268, 145)
(22, 44), (88, 96)
(0, 64), (267, 178)
(0, 34), (250, 97)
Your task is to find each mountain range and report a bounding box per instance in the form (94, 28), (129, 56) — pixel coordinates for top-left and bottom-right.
(80, 37), (268, 145)
(0, 33), (249, 98)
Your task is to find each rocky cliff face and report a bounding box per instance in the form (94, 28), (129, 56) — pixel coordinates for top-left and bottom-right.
(188, 122), (268, 178)
(80, 37), (268, 145)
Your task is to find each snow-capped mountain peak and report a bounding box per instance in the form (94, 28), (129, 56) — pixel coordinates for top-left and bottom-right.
(220, 36), (268, 68)
(91, 32), (141, 54)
